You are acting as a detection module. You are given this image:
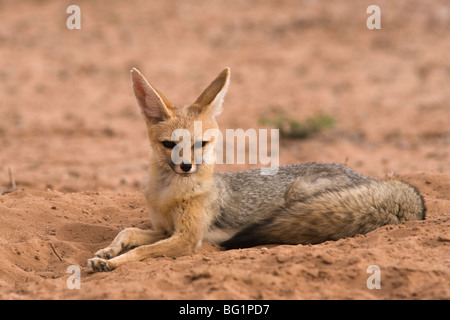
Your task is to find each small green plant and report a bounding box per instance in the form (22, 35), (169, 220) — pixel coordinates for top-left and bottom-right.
(259, 112), (335, 139)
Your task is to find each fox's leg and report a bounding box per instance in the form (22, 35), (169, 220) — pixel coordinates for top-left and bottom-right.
(88, 234), (196, 272)
(89, 197), (210, 272)
(285, 176), (335, 203)
(94, 228), (167, 259)
(285, 171), (364, 204)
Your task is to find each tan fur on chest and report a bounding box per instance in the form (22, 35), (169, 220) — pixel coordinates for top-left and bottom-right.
(144, 165), (215, 234)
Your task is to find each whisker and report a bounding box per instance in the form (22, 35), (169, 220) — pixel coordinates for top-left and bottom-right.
(141, 143), (152, 150)
(147, 159), (170, 167)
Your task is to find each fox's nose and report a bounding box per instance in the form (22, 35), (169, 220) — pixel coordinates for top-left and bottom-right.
(180, 162), (192, 172)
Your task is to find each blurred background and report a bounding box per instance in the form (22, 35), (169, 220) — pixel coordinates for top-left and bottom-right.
(0, 0), (449, 192)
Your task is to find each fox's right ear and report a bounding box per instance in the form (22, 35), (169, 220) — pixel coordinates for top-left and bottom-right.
(190, 67), (230, 118)
(130, 68), (175, 124)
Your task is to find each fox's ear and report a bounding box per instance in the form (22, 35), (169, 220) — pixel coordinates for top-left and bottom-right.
(190, 67), (230, 118)
(131, 68), (175, 124)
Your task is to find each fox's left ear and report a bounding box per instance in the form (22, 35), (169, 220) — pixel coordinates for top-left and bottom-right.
(190, 67), (230, 118)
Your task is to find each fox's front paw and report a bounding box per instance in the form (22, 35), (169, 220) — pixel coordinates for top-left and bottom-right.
(94, 245), (122, 260)
(87, 257), (114, 272)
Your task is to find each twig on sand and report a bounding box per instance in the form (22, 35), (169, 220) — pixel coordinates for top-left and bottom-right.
(0, 168), (17, 195)
(50, 243), (63, 262)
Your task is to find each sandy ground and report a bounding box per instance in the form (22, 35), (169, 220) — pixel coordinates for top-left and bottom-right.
(0, 0), (449, 299)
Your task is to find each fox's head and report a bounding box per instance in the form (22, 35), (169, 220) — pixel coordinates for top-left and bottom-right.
(131, 67), (230, 177)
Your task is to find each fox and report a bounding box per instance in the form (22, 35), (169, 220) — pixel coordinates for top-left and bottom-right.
(87, 67), (426, 272)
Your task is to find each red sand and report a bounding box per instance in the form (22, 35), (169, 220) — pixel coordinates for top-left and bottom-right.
(0, 0), (449, 299)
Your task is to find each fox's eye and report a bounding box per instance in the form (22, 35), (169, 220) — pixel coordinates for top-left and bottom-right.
(162, 141), (176, 149)
(194, 141), (208, 149)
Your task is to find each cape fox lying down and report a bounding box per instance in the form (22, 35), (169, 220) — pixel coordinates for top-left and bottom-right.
(88, 67), (425, 272)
